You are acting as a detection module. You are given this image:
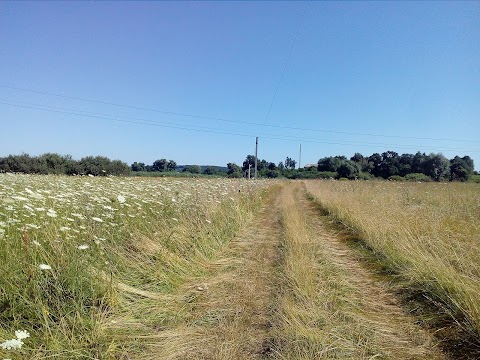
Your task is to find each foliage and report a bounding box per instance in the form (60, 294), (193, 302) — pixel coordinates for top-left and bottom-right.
(0, 153), (130, 176)
(404, 173), (432, 182)
(182, 164), (201, 174)
(450, 156), (474, 181)
(284, 156), (296, 170)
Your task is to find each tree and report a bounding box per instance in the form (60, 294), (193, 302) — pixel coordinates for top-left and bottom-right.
(398, 153), (414, 177)
(423, 153), (450, 181)
(242, 155), (256, 173)
(227, 162), (242, 178)
(412, 152), (427, 174)
(450, 156), (474, 181)
(131, 162), (146, 172)
(317, 156), (345, 172)
(203, 166), (217, 175)
(152, 159), (167, 172)
(337, 160), (360, 179)
(367, 153), (383, 177)
(167, 160), (177, 171)
(284, 157), (296, 169)
(182, 165), (201, 174)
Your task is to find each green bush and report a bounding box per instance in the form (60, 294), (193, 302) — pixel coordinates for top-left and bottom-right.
(388, 175), (404, 181)
(404, 173), (431, 182)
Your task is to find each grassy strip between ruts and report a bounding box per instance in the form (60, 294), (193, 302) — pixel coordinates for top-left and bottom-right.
(270, 182), (443, 359)
(303, 179), (480, 358)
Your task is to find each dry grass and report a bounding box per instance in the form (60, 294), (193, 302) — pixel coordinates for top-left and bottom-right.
(271, 182), (444, 359)
(304, 180), (480, 350)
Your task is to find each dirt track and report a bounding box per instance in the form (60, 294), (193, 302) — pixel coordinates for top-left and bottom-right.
(152, 183), (447, 359)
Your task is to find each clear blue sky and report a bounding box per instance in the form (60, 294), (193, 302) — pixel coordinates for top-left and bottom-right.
(1, 1), (479, 169)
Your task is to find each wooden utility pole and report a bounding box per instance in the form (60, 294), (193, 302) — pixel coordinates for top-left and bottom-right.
(254, 137), (258, 179)
(299, 143), (302, 169)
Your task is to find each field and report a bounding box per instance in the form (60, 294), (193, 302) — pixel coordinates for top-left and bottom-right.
(1, 174), (479, 359)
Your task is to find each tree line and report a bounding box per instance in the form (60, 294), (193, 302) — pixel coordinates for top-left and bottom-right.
(0, 151), (476, 181)
(0, 153), (130, 176)
(313, 151), (475, 182)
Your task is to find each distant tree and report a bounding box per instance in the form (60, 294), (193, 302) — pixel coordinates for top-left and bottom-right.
(242, 155), (256, 173)
(152, 159), (168, 172)
(167, 160), (177, 172)
(108, 160), (131, 176)
(284, 157), (296, 169)
(377, 151), (400, 179)
(412, 152), (427, 174)
(317, 156), (345, 172)
(79, 156), (110, 176)
(131, 162), (146, 172)
(398, 153), (414, 177)
(450, 156), (474, 181)
(337, 160), (360, 179)
(203, 166), (218, 175)
(277, 162), (285, 172)
(423, 153), (450, 181)
(182, 165), (201, 174)
(266, 169), (279, 178)
(367, 153), (383, 177)
(267, 162), (277, 171)
(227, 162), (242, 178)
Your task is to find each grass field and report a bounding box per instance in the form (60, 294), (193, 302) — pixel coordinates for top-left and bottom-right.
(0, 174), (273, 358)
(1, 174), (479, 359)
(304, 180), (480, 346)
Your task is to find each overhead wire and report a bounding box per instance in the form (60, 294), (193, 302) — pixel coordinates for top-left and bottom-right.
(1, 84), (478, 144)
(263, 2), (309, 125)
(1, 99), (478, 154)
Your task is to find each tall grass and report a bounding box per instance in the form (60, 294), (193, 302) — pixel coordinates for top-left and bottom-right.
(272, 183), (442, 359)
(0, 174), (272, 358)
(304, 180), (480, 340)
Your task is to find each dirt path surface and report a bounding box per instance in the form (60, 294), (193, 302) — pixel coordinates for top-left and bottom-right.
(146, 183), (447, 359)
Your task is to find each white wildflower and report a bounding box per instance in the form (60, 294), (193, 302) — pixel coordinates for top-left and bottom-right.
(59, 226), (71, 232)
(47, 209), (57, 218)
(14, 330), (30, 340)
(39, 264), (52, 270)
(117, 195), (126, 203)
(92, 217), (103, 223)
(172, 217), (178, 222)
(33, 240), (41, 246)
(1, 338), (24, 350)
(205, 219), (211, 224)
(77, 244), (89, 250)
(35, 207), (45, 212)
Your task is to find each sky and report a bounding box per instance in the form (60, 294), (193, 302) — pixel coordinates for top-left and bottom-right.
(0, 1), (479, 169)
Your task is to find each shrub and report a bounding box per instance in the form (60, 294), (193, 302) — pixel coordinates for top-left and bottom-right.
(404, 173), (431, 182)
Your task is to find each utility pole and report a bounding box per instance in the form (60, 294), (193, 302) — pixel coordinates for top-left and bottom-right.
(254, 136), (258, 179)
(299, 143), (302, 169)
(248, 164), (251, 179)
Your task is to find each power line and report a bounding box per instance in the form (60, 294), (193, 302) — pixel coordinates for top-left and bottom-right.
(263, 2), (309, 125)
(1, 100), (479, 154)
(0, 83), (478, 144)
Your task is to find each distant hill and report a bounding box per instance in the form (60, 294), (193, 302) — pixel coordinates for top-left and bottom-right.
(176, 165), (228, 172)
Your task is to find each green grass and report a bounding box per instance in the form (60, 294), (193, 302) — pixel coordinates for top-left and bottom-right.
(0, 174), (273, 358)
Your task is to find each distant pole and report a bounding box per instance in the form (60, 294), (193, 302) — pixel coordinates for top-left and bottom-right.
(254, 137), (258, 179)
(248, 164), (251, 179)
(299, 143), (302, 169)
